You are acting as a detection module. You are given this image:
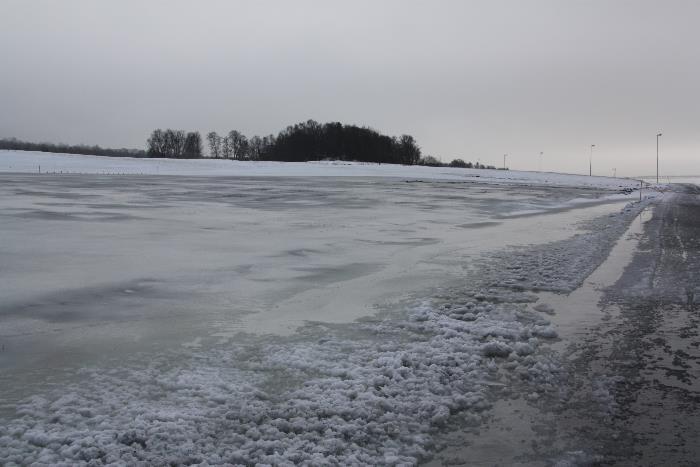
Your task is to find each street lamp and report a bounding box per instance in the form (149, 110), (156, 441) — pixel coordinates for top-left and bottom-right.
(503, 154), (507, 170)
(657, 132), (662, 184)
(589, 144), (595, 176)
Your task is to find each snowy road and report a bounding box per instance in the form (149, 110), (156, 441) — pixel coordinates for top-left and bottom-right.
(0, 170), (664, 465)
(428, 186), (700, 466)
(535, 185), (700, 465)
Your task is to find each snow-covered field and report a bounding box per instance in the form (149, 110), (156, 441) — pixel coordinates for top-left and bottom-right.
(0, 149), (641, 189)
(0, 152), (657, 465)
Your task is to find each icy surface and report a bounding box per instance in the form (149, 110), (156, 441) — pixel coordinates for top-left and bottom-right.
(0, 171), (653, 465)
(0, 149), (642, 189)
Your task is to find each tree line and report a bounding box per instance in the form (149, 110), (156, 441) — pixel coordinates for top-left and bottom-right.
(421, 156), (497, 169)
(203, 130), (273, 161)
(146, 129), (203, 158)
(3, 121), (497, 169)
(0, 137), (146, 158)
(143, 121), (422, 164)
(188, 120), (494, 168)
(195, 120), (422, 165)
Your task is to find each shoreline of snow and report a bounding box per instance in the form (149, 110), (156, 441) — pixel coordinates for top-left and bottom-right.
(0, 150), (641, 190)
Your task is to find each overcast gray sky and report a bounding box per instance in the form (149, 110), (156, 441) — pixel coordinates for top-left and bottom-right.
(1, 0), (698, 176)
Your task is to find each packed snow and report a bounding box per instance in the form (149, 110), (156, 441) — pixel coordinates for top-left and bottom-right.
(0, 149), (642, 189)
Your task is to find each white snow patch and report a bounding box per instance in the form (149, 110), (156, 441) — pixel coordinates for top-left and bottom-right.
(1, 150), (642, 189)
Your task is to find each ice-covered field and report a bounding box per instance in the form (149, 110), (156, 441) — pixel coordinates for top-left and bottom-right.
(0, 152), (656, 465)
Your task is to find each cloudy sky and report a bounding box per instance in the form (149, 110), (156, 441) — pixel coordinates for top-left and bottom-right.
(1, 0), (698, 176)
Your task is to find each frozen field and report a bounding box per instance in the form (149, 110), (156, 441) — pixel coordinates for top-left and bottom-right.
(0, 154), (657, 465)
(1, 149), (641, 189)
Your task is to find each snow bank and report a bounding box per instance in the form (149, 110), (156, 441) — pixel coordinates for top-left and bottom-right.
(0, 196), (653, 465)
(485, 201), (651, 293)
(0, 301), (562, 465)
(0, 150), (640, 189)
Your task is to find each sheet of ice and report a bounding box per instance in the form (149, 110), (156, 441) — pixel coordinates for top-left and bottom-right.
(0, 174), (639, 372)
(0, 149), (642, 189)
(0, 171), (656, 465)
(0, 195), (653, 465)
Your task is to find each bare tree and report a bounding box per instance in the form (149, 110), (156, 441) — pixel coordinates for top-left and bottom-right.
(172, 130), (187, 158)
(207, 131), (222, 158)
(248, 135), (263, 161)
(147, 129), (166, 157)
(228, 130), (249, 160)
(184, 132), (202, 158)
(398, 134), (421, 165)
(221, 136), (233, 159)
(148, 129), (199, 158)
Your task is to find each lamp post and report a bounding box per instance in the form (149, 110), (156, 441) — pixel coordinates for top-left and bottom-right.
(589, 144), (595, 176)
(503, 154), (507, 170)
(657, 132), (662, 184)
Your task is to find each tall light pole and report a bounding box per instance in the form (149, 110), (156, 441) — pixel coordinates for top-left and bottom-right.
(657, 132), (662, 184)
(589, 144), (595, 176)
(503, 154), (507, 170)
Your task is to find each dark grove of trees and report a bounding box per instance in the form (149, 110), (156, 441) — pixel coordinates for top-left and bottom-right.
(196, 120), (423, 165)
(146, 129), (203, 158)
(0, 137), (146, 158)
(195, 121), (497, 168)
(263, 121), (422, 165)
(447, 159), (496, 169)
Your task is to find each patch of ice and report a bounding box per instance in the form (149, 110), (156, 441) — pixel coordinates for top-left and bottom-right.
(0, 194), (654, 465)
(533, 303), (556, 315)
